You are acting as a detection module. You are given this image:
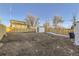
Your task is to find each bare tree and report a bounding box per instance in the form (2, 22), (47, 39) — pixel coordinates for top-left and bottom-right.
(53, 16), (63, 28)
(25, 13), (38, 29)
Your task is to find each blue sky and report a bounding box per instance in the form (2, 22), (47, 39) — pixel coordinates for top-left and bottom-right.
(0, 3), (79, 28)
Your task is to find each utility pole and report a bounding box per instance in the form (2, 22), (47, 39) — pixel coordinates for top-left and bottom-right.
(71, 11), (77, 29)
(9, 4), (13, 27)
(10, 4), (13, 20)
(73, 15), (76, 25)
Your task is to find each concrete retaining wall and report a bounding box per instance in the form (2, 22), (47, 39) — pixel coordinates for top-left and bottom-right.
(0, 24), (6, 40)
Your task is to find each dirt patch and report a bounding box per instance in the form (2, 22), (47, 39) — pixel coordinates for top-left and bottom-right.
(0, 32), (79, 56)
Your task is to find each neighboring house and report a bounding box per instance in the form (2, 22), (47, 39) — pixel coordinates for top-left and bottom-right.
(10, 20), (28, 32)
(10, 20), (36, 32)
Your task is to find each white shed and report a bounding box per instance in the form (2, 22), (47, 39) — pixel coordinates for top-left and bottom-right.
(36, 26), (45, 32)
(39, 27), (45, 32)
(74, 21), (79, 45)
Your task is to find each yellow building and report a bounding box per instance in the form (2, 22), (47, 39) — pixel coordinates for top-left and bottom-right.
(9, 20), (37, 32)
(10, 20), (28, 32)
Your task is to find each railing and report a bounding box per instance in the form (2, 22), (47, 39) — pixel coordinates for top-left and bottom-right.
(0, 24), (6, 40)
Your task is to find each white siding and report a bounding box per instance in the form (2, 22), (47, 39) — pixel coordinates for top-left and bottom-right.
(74, 22), (79, 45)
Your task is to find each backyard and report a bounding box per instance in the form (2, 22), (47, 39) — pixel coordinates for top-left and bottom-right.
(0, 32), (78, 56)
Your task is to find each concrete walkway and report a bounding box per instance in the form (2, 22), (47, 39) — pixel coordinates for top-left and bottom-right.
(47, 32), (69, 38)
